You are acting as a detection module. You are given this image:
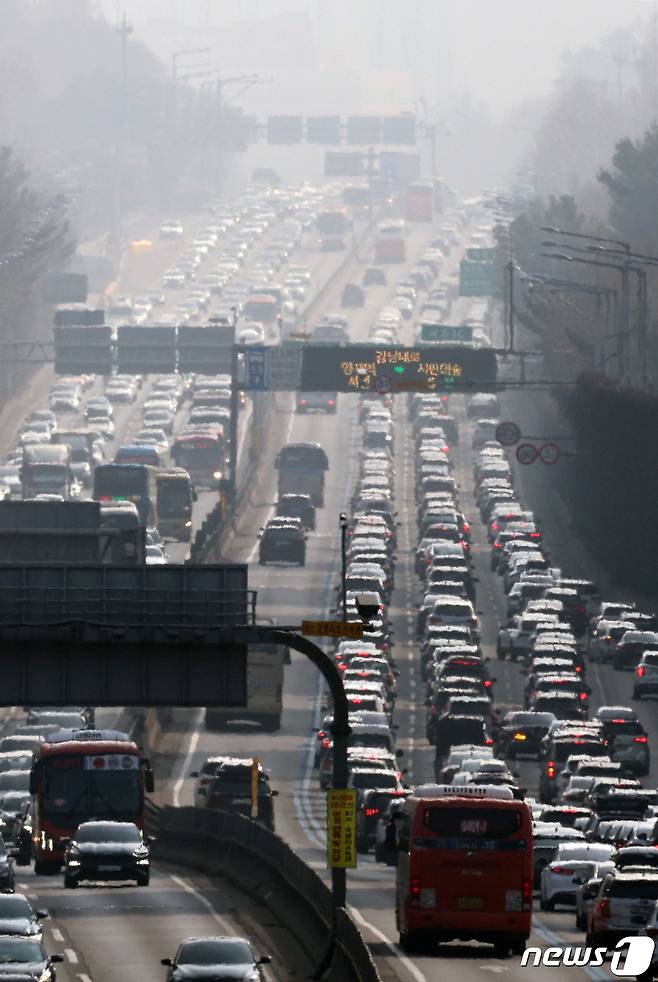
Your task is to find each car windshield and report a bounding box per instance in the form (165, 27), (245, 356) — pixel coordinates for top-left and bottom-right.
(608, 880), (658, 899)
(0, 897), (32, 917)
(76, 823), (141, 844)
(178, 939), (253, 965)
(0, 939), (44, 962)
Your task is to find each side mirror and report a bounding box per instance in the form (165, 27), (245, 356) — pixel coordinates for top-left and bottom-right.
(271, 789), (280, 797)
(190, 771), (199, 778)
(147, 835), (157, 845)
(396, 749), (404, 759)
(50, 955), (64, 964)
(258, 955), (272, 965)
(161, 958), (173, 966)
(36, 910), (48, 919)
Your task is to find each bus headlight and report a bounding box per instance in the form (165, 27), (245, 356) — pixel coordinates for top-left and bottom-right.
(213, 471), (222, 480)
(185, 521), (192, 527)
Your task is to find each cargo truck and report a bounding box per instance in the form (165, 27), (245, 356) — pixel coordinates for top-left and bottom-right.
(275, 442), (329, 507)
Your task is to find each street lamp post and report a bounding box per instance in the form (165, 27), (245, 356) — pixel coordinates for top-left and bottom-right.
(339, 513), (348, 619)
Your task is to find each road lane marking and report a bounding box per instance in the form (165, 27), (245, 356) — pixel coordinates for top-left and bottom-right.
(170, 874), (236, 933)
(78, 975), (93, 982)
(51, 928), (64, 941)
(172, 708), (203, 808)
(65, 948), (78, 963)
(349, 905), (426, 982)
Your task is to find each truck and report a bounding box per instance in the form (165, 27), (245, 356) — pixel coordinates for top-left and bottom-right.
(21, 443), (71, 499)
(51, 429), (97, 488)
(205, 640), (286, 732)
(275, 442), (329, 507)
(0, 500), (144, 564)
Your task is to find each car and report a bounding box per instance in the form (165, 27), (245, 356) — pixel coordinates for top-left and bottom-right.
(204, 758), (278, 830)
(634, 650), (658, 699)
(258, 524), (306, 566)
(0, 840), (15, 893)
(575, 862), (616, 930)
(532, 823), (586, 887)
(0, 938), (63, 980)
(497, 711), (556, 759)
(341, 283), (365, 307)
(159, 220), (183, 239)
(62, 821), (151, 887)
(614, 631), (658, 671)
(540, 842), (614, 910)
(296, 391), (337, 414)
(588, 871), (658, 946)
(0, 894), (48, 937)
(161, 937), (271, 981)
(276, 493), (316, 530)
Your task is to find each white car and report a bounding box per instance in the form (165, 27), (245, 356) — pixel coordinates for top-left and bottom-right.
(540, 842), (614, 911)
(634, 650), (658, 700)
(159, 220), (183, 239)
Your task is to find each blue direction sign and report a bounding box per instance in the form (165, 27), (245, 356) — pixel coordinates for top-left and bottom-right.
(244, 346), (267, 390)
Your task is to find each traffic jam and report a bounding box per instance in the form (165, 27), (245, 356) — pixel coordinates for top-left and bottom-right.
(0, 179), (658, 978)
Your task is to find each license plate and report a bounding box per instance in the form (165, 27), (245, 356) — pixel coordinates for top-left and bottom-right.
(457, 896), (483, 911)
(98, 865), (121, 872)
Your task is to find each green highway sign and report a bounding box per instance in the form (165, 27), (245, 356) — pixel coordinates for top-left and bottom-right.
(420, 323), (474, 343)
(459, 259), (496, 297)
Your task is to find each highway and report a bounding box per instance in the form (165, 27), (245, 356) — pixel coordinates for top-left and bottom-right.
(1, 188), (656, 982)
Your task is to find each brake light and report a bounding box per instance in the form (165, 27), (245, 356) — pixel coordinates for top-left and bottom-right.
(299, 399), (307, 406)
(484, 679), (493, 688)
(547, 761), (556, 779)
(463, 523), (471, 535)
(338, 663), (347, 671)
(327, 399), (335, 407)
(351, 697), (363, 704)
(579, 692), (588, 701)
(494, 542), (503, 549)
(317, 731), (326, 739)
(575, 666), (582, 673)
(612, 719), (629, 723)
(485, 737), (494, 746)
(322, 738), (331, 748)
(552, 866), (575, 876)
(410, 876), (421, 905)
(365, 807), (379, 817)
(596, 898), (610, 918)
(530, 532), (541, 539)
(637, 666), (646, 677)
(634, 736), (648, 744)
(522, 877), (532, 911)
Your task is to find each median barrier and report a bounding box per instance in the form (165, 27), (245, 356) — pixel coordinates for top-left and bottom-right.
(148, 803), (381, 982)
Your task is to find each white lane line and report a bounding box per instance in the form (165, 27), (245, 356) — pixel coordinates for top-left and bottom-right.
(65, 948), (79, 963)
(78, 975), (93, 982)
(172, 708), (204, 808)
(349, 905), (426, 982)
(170, 874), (236, 934)
(51, 928), (64, 942)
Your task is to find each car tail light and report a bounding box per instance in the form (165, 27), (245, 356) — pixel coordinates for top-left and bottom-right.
(338, 663), (347, 671)
(575, 666), (582, 673)
(484, 679), (493, 688)
(365, 807), (379, 817)
(410, 877), (421, 905)
(552, 866), (575, 876)
(634, 735), (648, 744)
(299, 399), (307, 406)
(327, 399), (335, 407)
(579, 692), (588, 701)
(530, 532), (541, 539)
(321, 738), (331, 748)
(547, 761), (556, 779)
(485, 737), (494, 746)
(637, 666), (646, 677)
(596, 898), (610, 918)
(494, 542), (503, 549)
(522, 878), (532, 911)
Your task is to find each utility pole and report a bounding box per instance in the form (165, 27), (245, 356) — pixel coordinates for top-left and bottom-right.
(110, 10), (132, 274)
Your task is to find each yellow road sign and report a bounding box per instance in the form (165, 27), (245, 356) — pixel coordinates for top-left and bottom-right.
(327, 788), (357, 869)
(302, 620), (363, 639)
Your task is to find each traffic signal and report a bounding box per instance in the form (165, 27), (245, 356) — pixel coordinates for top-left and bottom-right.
(116, 326), (177, 374)
(267, 115), (303, 144)
(347, 116), (382, 145)
(178, 323), (234, 375)
(382, 115), (416, 144)
(306, 116), (342, 144)
(54, 326), (113, 375)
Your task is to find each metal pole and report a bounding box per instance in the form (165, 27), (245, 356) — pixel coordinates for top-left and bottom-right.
(228, 308), (239, 513)
(339, 513), (347, 618)
(619, 264), (630, 381)
(507, 260), (515, 353)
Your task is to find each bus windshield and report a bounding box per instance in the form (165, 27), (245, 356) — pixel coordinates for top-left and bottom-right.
(94, 466), (148, 499)
(42, 755), (141, 825)
(172, 439), (221, 469)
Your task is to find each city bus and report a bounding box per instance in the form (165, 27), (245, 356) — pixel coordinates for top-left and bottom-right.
(30, 729), (154, 873)
(114, 444), (162, 468)
(93, 463), (158, 527)
(171, 431), (224, 490)
(395, 785), (532, 955)
(374, 220), (406, 263)
(156, 467), (195, 541)
(405, 181), (434, 222)
(316, 207), (350, 250)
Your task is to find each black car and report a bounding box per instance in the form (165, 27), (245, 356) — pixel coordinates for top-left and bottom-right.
(433, 715), (491, 769)
(276, 493), (316, 530)
(497, 711), (556, 759)
(0, 838), (15, 892)
(162, 937), (271, 981)
(62, 821), (151, 888)
(205, 758), (278, 830)
(0, 894), (48, 937)
(0, 938), (62, 980)
(258, 524), (305, 566)
(341, 283), (365, 307)
(356, 789), (406, 853)
(363, 266), (387, 286)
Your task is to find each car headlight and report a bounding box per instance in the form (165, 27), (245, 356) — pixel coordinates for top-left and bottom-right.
(136, 858), (150, 865)
(67, 859), (81, 867)
(212, 471), (222, 480)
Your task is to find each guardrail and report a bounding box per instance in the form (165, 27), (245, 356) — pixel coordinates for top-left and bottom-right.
(147, 802), (382, 982)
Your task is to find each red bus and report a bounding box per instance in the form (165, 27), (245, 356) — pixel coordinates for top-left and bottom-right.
(395, 785), (532, 955)
(405, 181), (434, 222)
(171, 431), (224, 489)
(374, 220), (406, 263)
(30, 729), (154, 873)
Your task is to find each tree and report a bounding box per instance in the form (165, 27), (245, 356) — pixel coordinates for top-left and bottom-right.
(598, 125), (658, 252)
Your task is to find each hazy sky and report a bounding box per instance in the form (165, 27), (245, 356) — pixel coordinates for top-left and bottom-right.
(100, 0), (657, 116)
